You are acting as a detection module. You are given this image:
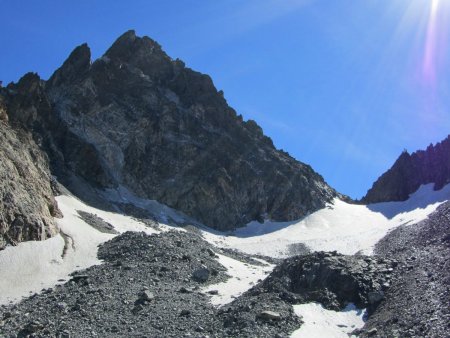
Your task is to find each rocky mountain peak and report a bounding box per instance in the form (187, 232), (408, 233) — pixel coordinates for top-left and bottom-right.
(48, 43), (91, 87)
(103, 30), (170, 79)
(362, 135), (450, 203)
(2, 31), (340, 231)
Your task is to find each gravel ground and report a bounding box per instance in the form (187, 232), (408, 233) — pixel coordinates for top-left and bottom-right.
(359, 201), (450, 337)
(2, 202), (448, 337)
(0, 231), (298, 338)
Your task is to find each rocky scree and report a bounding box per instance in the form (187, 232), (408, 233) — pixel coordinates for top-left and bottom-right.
(359, 201), (450, 337)
(244, 251), (395, 315)
(0, 230), (297, 337)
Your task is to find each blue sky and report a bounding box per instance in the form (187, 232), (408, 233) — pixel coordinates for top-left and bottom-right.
(1, 0), (449, 198)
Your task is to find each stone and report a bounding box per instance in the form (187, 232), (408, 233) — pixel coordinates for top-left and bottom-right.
(368, 291), (385, 304)
(258, 311), (282, 322)
(192, 266), (210, 283)
(367, 328), (378, 336)
(180, 309), (191, 316)
(71, 274), (89, 283)
(138, 290), (155, 302)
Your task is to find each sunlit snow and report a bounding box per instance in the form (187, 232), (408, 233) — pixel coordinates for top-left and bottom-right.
(202, 254), (274, 306)
(291, 303), (366, 338)
(0, 193), (170, 305)
(202, 183), (450, 258)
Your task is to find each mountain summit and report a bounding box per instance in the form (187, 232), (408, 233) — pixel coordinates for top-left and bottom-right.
(2, 30), (340, 232)
(363, 135), (450, 204)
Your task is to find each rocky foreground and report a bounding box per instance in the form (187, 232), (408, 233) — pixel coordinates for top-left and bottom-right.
(360, 201), (450, 337)
(0, 227), (399, 338)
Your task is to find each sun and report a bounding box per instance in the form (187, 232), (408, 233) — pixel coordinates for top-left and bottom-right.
(431, 0), (440, 13)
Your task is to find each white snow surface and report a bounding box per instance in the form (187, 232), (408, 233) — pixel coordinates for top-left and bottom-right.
(0, 193), (170, 305)
(203, 254), (274, 306)
(202, 183), (450, 258)
(291, 303), (366, 338)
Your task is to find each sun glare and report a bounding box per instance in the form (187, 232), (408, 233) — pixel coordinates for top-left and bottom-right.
(422, 0), (448, 86)
(431, 0), (440, 14)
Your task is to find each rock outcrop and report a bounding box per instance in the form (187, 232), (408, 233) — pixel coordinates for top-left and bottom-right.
(249, 251), (394, 315)
(4, 30), (340, 230)
(0, 95), (60, 249)
(362, 136), (450, 204)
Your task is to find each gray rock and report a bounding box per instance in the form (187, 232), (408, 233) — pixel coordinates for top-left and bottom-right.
(368, 291), (384, 304)
(258, 311), (282, 322)
(367, 328), (378, 336)
(192, 266), (210, 283)
(179, 309), (191, 316)
(0, 107), (60, 248)
(138, 290), (154, 302)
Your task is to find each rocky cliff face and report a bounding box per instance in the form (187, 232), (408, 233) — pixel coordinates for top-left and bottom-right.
(4, 30), (339, 230)
(362, 136), (450, 204)
(0, 95), (60, 249)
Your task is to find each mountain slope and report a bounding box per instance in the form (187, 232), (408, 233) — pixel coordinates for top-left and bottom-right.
(362, 135), (450, 204)
(3, 30), (339, 231)
(0, 95), (60, 249)
(361, 200), (450, 337)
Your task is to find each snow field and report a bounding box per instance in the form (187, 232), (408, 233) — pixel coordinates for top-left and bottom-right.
(202, 254), (274, 306)
(0, 193), (170, 305)
(291, 303), (366, 338)
(202, 184), (450, 258)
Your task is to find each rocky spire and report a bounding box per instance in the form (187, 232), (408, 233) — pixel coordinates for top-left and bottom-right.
(47, 43), (91, 87)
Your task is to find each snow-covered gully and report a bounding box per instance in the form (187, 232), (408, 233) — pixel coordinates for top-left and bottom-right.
(0, 183), (448, 336)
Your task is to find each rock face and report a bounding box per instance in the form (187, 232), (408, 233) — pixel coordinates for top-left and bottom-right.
(0, 96), (60, 249)
(362, 136), (450, 204)
(4, 30), (339, 230)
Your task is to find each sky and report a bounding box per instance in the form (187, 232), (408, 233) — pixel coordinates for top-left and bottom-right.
(1, 0), (449, 199)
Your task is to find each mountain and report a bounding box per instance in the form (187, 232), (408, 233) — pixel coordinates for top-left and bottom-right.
(1, 30), (449, 338)
(1, 30), (339, 234)
(362, 135), (450, 204)
(0, 96), (60, 249)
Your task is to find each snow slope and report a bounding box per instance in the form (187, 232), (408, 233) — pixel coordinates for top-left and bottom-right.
(291, 303), (366, 338)
(0, 193), (170, 305)
(202, 183), (450, 258)
(203, 254), (274, 306)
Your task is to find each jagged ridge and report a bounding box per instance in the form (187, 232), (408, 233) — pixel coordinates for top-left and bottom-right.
(362, 136), (450, 204)
(3, 30), (340, 230)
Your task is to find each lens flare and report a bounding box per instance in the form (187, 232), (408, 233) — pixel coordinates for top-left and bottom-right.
(422, 0), (442, 85)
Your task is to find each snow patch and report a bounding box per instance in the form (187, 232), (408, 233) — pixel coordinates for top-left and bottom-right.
(203, 254), (274, 306)
(0, 193), (169, 305)
(291, 303), (366, 338)
(202, 183), (450, 258)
